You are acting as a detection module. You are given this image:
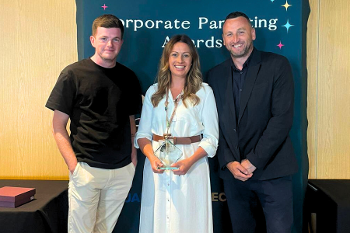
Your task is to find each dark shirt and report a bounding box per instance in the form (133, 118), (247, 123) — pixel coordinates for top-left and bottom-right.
(46, 58), (142, 169)
(231, 49), (254, 123)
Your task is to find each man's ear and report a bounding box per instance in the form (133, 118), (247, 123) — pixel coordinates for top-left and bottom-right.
(222, 34), (225, 46)
(90, 35), (95, 48)
(251, 28), (256, 41)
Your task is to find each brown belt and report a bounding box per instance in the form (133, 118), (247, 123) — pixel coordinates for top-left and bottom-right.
(152, 134), (202, 145)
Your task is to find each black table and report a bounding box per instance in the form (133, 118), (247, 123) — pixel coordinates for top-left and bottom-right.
(306, 179), (350, 233)
(0, 180), (68, 233)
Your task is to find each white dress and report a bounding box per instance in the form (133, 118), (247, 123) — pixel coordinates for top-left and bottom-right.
(135, 83), (219, 233)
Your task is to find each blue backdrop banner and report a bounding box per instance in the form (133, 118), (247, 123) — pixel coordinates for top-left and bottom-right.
(75, 0), (309, 232)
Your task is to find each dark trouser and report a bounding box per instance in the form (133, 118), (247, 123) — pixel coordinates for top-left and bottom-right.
(223, 176), (293, 233)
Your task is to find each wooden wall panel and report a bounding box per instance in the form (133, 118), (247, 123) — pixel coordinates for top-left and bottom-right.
(0, 1), (77, 179)
(307, 0), (350, 179)
(315, 0), (350, 178)
(307, 0), (319, 178)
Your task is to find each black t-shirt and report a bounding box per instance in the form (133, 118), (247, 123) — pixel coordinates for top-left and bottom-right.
(46, 58), (142, 169)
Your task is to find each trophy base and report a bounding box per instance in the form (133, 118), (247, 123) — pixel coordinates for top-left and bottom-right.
(158, 166), (178, 170)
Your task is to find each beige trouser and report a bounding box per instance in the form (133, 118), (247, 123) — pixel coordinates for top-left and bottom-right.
(68, 162), (135, 233)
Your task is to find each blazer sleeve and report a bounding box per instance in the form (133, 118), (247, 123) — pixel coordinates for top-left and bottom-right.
(207, 67), (238, 169)
(246, 56), (295, 169)
(217, 129), (238, 170)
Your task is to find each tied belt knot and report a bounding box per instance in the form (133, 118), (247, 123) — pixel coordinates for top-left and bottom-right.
(152, 134), (202, 145)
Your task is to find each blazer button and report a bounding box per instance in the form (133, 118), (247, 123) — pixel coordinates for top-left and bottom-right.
(233, 128), (236, 132)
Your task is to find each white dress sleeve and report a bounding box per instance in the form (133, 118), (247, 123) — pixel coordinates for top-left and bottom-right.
(134, 85), (156, 148)
(198, 84), (219, 158)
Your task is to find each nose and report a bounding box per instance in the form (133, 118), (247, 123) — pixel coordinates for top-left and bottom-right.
(106, 39), (113, 47)
(176, 55), (184, 63)
(232, 34), (239, 43)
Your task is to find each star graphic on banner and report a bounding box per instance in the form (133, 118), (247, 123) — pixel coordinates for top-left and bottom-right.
(101, 4), (108, 10)
(277, 41), (284, 49)
(282, 20), (294, 33)
(282, 1), (292, 11)
(271, 0), (275, 2)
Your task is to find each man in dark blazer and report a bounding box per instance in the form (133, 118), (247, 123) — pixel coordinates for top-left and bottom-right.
(207, 12), (298, 233)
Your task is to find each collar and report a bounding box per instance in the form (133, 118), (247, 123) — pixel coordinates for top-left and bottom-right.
(230, 48), (255, 72)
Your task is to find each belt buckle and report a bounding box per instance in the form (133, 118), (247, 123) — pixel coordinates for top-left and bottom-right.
(163, 134), (175, 145)
(163, 133), (171, 140)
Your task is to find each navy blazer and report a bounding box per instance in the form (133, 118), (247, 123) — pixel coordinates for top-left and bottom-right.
(207, 48), (298, 180)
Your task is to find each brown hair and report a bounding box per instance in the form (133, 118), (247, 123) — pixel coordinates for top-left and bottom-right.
(92, 14), (124, 38)
(151, 34), (202, 107)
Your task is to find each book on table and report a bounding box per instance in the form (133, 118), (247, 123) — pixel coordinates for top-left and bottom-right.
(0, 186), (36, 208)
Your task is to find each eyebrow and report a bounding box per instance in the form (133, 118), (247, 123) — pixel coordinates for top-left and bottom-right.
(171, 51), (190, 53)
(99, 35), (121, 39)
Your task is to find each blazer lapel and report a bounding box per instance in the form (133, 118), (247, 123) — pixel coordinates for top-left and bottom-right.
(217, 61), (239, 159)
(238, 50), (262, 124)
(224, 66), (236, 124)
(216, 60), (236, 125)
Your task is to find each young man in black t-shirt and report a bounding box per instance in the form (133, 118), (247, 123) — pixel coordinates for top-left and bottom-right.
(46, 14), (142, 233)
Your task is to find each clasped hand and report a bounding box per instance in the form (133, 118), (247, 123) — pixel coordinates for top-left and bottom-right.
(227, 159), (256, 182)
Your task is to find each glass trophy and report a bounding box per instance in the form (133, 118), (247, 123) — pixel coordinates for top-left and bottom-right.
(154, 138), (183, 170)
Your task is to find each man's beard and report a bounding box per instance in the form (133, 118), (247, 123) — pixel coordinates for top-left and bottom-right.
(230, 43), (253, 58)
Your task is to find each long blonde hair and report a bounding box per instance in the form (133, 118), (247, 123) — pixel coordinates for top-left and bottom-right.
(151, 34), (202, 107)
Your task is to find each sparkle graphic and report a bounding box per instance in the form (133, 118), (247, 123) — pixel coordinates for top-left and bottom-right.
(282, 1), (292, 11)
(282, 20), (294, 33)
(271, 0), (275, 2)
(101, 4), (108, 10)
(277, 41), (284, 49)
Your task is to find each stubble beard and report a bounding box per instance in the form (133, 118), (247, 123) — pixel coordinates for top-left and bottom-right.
(229, 42), (253, 59)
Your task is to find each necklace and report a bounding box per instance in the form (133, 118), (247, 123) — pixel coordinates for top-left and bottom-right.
(164, 89), (183, 136)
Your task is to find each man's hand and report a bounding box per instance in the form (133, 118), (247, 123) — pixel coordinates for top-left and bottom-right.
(68, 161), (78, 175)
(227, 161), (253, 181)
(129, 115), (137, 168)
(131, 150), (137, 167)
(52, 110), (78, 175)
(241, 159), (256, 174)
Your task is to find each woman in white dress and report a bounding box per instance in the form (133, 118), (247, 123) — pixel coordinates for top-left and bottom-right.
(135, 34), (219, 233)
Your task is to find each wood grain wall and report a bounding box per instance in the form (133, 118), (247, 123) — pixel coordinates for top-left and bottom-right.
(0, 1), (77, 179)
(0, 0), (349, 179)
(307, 0), (350, 179)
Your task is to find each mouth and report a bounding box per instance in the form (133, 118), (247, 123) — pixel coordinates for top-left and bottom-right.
(233, 43), (243, 48)
(174, 65), (185, 69)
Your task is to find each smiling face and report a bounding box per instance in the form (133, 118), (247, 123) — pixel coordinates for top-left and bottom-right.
(90, 27), (123, 68)
(168, 42), (192, 80)
(222, 16), (256, 60)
